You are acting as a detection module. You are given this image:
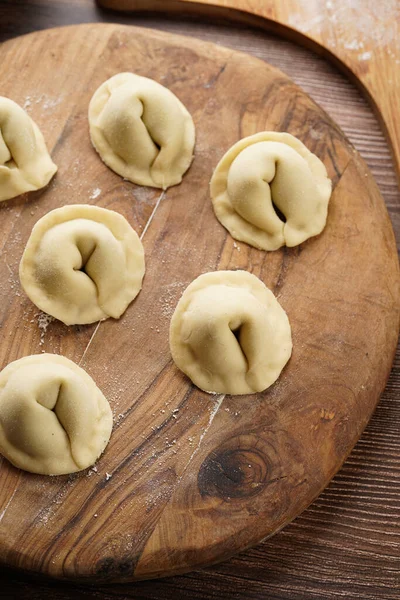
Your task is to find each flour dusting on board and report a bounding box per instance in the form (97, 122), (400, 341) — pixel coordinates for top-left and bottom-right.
(90, 188), (102, 200)
(129, 185), (158, 205)
(37, 312), (54, 345)
(35, 475), (77, 525)
(159, 281), (188, 318)
(288, 0), (398, 48)
(23, 93), (64, 113)
(358, 51), (372, 61)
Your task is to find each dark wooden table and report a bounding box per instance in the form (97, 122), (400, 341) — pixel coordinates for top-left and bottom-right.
(0, 1), (399, 599)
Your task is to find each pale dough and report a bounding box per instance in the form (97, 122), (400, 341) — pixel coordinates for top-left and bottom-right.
(0, 354), (112, 475)
(19, 204), (145, 325)
(88, 73), (195, 189)
(169, 271), (292, 395)
(210, 132), (332, 250)
(0, 96), (57, 202)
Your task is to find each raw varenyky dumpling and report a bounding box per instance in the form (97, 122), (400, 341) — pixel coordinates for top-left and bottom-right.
(88, 72), (195, 189)
(0, 354), (112, 475)
(0, 96), (57, 202)
(19, 204), (145, 325)
(170, 270), (292, 395)
(210, 132), (332, 251)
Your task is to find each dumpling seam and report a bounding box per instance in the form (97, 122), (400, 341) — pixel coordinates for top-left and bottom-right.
(53, 383), (81, 470)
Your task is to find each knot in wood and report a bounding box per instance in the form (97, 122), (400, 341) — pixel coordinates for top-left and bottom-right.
(198, 437), (271, 501)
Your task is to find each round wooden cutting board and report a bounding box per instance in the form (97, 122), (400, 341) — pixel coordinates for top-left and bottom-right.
(0, 24), (398, 582)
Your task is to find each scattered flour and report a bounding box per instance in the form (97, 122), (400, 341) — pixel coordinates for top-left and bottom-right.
(37, 312), (54, 345)
(87, 466), (99, 477)
(309, 129), (323, 141)
(23, 93), (63, 112)
(345, 40), (364, 50)
(159, 281), (187, 318)
(90, 188), (101, 200)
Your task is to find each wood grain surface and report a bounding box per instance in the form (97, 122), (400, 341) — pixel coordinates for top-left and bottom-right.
(99, 0), (400, 182)
(0, 3), (399, 599)
(0, 19), (398, 583)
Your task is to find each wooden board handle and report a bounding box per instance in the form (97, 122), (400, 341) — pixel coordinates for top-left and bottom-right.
(97, 0), (400, 182)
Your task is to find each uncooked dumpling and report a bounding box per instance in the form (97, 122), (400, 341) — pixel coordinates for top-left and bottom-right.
(88, 73), (195, 189)
(210, 132), (332, 250)
(170, 271), (292, 395)
(19, 204), (145, 325)
(0, 96), (57, 202)
(0, 354), (112, 475)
